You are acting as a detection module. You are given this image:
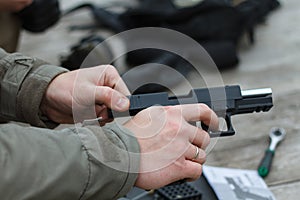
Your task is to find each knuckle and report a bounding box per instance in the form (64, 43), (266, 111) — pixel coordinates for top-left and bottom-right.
(201, 131), (210, 149)
(147, 106), (165, 115)
(155, 105), (166, 112)
(198, 149), (207, 163)
(188, 164), (203, 181)
(97, 65), (119, 81)
(102, 87), (113, 101)
(165, 106), (181, 116)
(105, 65), (118, 75)
(196, 165), (203, 177)
(199, 103), (211, 113)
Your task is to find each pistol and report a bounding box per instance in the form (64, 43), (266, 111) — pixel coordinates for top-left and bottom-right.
(109, 85), (273, 137)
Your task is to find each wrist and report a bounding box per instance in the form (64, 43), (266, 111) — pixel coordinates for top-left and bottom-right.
(40, 94), (51, 119)
(38, 70), (69, 123)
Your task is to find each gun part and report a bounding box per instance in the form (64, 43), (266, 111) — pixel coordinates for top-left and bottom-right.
(108, 85), (273, 137)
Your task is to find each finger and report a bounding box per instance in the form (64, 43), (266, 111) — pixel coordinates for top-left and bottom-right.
(185, 144), (206, 164)
(101, 65), (131, 96)
(185, 124), (210, 149)
(95, 104), (108, 118)
(95, 86), (130, 111)
(95, 105), (114, 126)
(114, 77), (131, 96)
(179, 104), (219, 131)
(182, 161), (203, 182)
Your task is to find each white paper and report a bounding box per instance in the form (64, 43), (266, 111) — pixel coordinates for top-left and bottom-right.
(203, 165), (276, 200)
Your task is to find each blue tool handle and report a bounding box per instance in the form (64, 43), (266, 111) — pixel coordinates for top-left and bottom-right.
(258, 149), (274, 177)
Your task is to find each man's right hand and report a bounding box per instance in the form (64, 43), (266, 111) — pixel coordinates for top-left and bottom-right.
(124, 104), (219, 190)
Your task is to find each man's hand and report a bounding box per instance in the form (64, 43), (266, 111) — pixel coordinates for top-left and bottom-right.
(0, 0), (32, 12)
(124, 104), (219, 189)
(40, 65), (130, 124)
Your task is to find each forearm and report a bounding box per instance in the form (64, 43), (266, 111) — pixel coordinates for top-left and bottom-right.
(0, 122), (139, 200)
(0, 48), (68, 127)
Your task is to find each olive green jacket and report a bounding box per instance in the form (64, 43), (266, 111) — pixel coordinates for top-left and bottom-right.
(0, 48), (140, 200)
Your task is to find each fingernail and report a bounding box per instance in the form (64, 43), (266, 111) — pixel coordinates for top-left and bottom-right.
(116, 97), (129, 110)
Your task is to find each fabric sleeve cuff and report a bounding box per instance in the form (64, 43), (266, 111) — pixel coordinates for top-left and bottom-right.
(80, 122), (140, 199)
(16, 64), (68, 127)
(104, 122), (140, 197)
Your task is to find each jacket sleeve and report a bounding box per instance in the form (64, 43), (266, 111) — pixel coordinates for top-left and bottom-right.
(0, 48), (68, 127)
(0, 48), (140, 199)
(0, 122), (140, 200)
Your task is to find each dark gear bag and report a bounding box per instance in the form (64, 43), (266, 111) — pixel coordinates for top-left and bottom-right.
(61, 0), (280, 93)
(123, 0), (243, 70)
(63, 0), (280, 71)
(16, 0), (61, 33)
(61, 0), (242, 72)
(121, 0), (280, 69)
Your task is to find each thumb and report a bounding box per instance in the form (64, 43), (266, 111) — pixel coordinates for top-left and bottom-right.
(95, 86), (130, 111)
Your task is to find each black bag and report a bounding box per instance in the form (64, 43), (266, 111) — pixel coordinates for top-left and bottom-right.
(61, 0), (280, 93)
(16, 0), (61, 33)
(121, 0), (279, 69)
(63, 0), (280, 71)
